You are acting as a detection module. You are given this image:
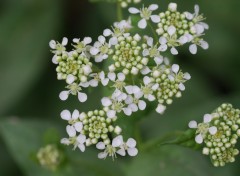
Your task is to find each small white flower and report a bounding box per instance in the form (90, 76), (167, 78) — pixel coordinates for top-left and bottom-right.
(59, 78), (88, 103)
(129, 4), (160, 29)
(159, 26), (179, 55)
(89, 71), (109, 87)
(90, 35), (112, 62)
(60, 109), (83, 132)
(141, 76), (158, 101)
(156, 104), (166, 114)
(189, 39), (209, 54)
(189, 114), (218, 144)
(72, 37), (92, 57)
(143, 37), (163, 63)
(49, 37), (68, 63)
(114, 18), (132, 31)
(117, 138), (138, 157)
(97, 135), (124, 160)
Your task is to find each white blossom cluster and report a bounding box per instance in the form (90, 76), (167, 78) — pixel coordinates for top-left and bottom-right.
(129, 3), (209, 55)
(49, 2), (208, 160)
(189, 104), (240, 167)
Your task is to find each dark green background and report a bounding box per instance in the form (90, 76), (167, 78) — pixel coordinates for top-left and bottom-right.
(0, 0), (240, 175)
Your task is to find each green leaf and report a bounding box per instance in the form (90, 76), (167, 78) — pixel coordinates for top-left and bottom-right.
(0, 0), (62, 115)
(0, 118), (124, 176)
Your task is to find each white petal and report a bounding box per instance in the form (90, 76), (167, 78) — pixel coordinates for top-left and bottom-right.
(66, 125), (76, 137)
(172, 64), (179, 73)
(209, 126), (217, 135)
(128, 7), (140, 14)
(132, 86), (141, 94)
(107, 110), (116, 118)
(168, 75), (175, 81)
(184, 12), (193, 20)
(78, 92), (87, 102)
(178, 36), (188, 44)
(150, 15), (160, 23)
(159, 44), (167, 52)
(96, 142), (106, 150)
(59, 91), (69, 101)
(117, 73), (125, 81)
(66, 74), (75, 84)
(83, 65), (92, 75)
(178, 83), (185, 91)
(62, 37), (68, 46)
(125, 86), (134, 94)
(203, 114), (212, 123)
(167, 26), (176, 36)
(77, 134), (86, 144)
(61, 138), (70, 145)
(129, 103), (138, 112)
(74, 122), (83, 132)
(49, 40), (56, 49)
(127, 148), (138, 156)
(140, 66), (151, 75)
(152, 83), (159, 91)
(117, 148), (126, 156)
(126, 138), (136, 148)
(143, 76), (151, 85)
(147, 94), (155, 101)
(184, 73), (191, 80)
(147, 37), (153, 46)
(171, 47), (178, 55)
(103, 29), (112, 37)
(90, 47), (99, 55)
(60, 110), (71, 120)
(89, 79), (98, 87)
(73, 38), (80, 43)
(72, 109), (80, 120)
(154, 57), (163, 65)
(138, 100), (146, 110)
(142, 49), (150, 57)
(134, 91), (143, 99)
(195, 134), (203, 144)
(101, 97), (112, 107)
(189, 44), (197, 54)
(148, 4), (158, 11)
(159, 37), (167, 44)
(98, 35), (105, 44)
(138, 18), (147, 29)
(101, 78), (109, 86)
(188, 120), (197, 128)
(78, 144), (85, 152)
(123, 108), (132, 116)
(83, 37), (92, 45)
(112, 135), (123, 147)
(80, 82), (90, 88)
(108, 72), (116, 81)
(156, 104), (166, 114)
(109, 37), (118, 46)
(194, 4), (200, 15)
(195, 24), (204, 34)
(98, 152), (107, 159)
(52, 55), (58, 64)
(199, 41), (209, 50)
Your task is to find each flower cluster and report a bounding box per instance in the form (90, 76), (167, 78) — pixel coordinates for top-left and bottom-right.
(49, 2), (208, 159)
(189, 103), (240, 167)
(118, 0), (141, 8)
(37, 144), (62, 170)
(129, 3), (209, 54)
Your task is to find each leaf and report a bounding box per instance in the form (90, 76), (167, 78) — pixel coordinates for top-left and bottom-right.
(125, 145), (233, 176)
(0, 0), (62, 115)
(0, 118), (124, 176)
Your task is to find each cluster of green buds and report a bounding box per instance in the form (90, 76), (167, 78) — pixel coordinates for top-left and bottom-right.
(118, 0), (141, 8)
(49, 2), (209, 160)
(37, 144), (63, 170)
(189, 103), (240, 167)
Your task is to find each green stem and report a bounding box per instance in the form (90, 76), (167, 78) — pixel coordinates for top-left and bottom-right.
(117, 2), (123, 21)
(148, 21), (158, 42)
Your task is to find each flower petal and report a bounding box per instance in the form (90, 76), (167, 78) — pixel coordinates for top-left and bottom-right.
(127, 148), (138, 156)
(167, 26), (176, 36)
(59, 91), (69, 101)
(98, 152), (107, 159)
(101, 97), (112, 107)
(66, 74), (75, 84)
(138, 100), (146, 110)
(78, 92), (87, 102)
(77, 134), (86, 144)
(117, 72), (125, 81)
(189, 44), (197, 54)
(62, 37), (68, 46)
(148, 4), (158, 11)
(49, 40), (56, 49)
(83, 37), (92, 45)
(112, 135), (123, 147)
(117, 148), (126, 156)
(209, 126), (217, 135)
(156, 104), (166, 114)
(107, 110), (116, 118)
(150, 15), (160, 23)
(108, 72), (116, 81)
(128, 7), (140, 14)
(188, 120), (197, 128)
(126, 138), (137, 148)
(74, 122), (83, 132)
(60, 110), (71, 120)
(96, 142), (106, 150)
(78, 144), (85, 152)
(66, 125), (76, 137)
(172, 64), (179, 73)
(170, 47), (178, 55)
(195, 134), (203, 144)
(203, 114), (212, 123)
(138, 18), (147, 29)
(143, 76), (151, 85)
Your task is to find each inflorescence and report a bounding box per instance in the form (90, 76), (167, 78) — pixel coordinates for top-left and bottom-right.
(49, 2), (209, 160)
(189, 103), (240, 167)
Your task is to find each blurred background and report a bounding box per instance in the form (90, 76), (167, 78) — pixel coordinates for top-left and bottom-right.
(0, 0), (240, 175)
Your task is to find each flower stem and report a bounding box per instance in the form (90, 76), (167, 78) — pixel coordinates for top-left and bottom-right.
(148, 21), (158, 42)
(117, 2), (123, 21)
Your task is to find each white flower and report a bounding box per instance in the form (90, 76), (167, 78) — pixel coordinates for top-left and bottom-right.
(168, 64), (191, 91)
(117, 138), (138, 156)
(89, 71), (109, 87)
(189, 39), (209, 54)
(72, 37), (92, 57)
(114, 18), (132, 31)
(141, 76), (158, 101)
(60, 109), (83, 132)
(108, 72), (126, 91)
(59, 75), (88, 103)
(90, 35), (112, 62)
(96, 135), (124, 160)
(189, 114), (218, 144)
(156, 104), (166, 114)
(158, 26), (179, 55)
(129, 4), (160, 29)
(49, 37), (68, 64)
(143, 37), (163, 63)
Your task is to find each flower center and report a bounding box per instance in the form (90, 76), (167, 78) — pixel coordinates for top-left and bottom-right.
(140, 8), (152, 19)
